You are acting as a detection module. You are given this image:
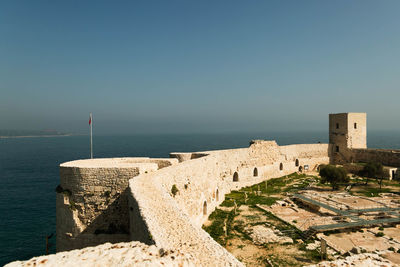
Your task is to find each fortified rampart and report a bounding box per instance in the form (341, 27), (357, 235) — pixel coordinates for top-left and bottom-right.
(8, 112), (400, 266)
(128, 141), (330, 265)
(346, 148), (400, 168)
(56, 157), (178, 251)
(329, 113), (400, 169)
(53, 141), (330, 266)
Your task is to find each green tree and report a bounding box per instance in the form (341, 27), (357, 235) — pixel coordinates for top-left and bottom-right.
(319, 165), (349, 190)
(360, 162), (385, 189)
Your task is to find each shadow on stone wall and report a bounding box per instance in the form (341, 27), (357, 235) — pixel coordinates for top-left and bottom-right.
(60, 188), (132, 251)
(80, 188), (130, 236)
(128, 189), (155, 245)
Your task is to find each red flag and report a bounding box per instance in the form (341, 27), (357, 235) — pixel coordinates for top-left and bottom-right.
(89, 114), (92, 125)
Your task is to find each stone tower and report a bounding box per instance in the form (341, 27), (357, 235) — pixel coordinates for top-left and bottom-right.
(329, 113), (367, 155)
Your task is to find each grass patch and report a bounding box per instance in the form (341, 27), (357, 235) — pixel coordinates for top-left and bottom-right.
(220, 199), (235, 207)
(204, 171), (332, 266)
(247, 195), (278, 206)
(354, 187), (392, 197)
(240, 172), (315, 196)
(303, 249), (323, 262)
(223, 190), (278, 207)
(203, 208), (237, 245)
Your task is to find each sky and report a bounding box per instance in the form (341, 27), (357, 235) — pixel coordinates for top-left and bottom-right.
(1, 1), (400, 134)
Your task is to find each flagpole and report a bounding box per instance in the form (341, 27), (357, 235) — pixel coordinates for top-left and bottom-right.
(90, 113), (93, 159)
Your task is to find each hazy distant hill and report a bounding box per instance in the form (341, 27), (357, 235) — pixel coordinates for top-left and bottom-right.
(0, 129), (67, 137)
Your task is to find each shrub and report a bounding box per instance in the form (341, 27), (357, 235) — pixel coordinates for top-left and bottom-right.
(55, 185), (72, 196)
(171, 184), (179, 197)
(375, 232), (384, 237)
(69, 200), (77, 211)
(55, 185), (63, 193)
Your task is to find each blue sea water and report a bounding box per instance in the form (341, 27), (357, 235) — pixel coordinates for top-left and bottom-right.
(0, 131), (399, 265)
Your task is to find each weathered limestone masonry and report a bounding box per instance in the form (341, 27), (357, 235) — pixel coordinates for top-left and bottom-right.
(6, 242), (199, 267)
(329, 112), (367, 160)
(350, 148), (400, 167)
(330, 112), (400, 168)
(10, 112), (400, 266)
(56, 157), (178, 251)
(128, 141), (330, 266)
(54, 140), (330, 266)
(162, 141), (330, 227)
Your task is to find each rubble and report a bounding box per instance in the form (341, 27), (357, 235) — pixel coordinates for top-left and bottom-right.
(5, 242), (198, 267)
(306, 241), (321, 250)
(246, 225), (293, 245)
(306, 253), (395, 267)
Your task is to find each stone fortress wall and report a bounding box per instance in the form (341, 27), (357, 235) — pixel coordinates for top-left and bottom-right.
(54, 141), (330, 266)
(56, 157), (178, 251)
(349, 148), (400, 168)
(329, 113), (400, 168)
(128, 141), (330, 266)
(8, 112), (400, 266)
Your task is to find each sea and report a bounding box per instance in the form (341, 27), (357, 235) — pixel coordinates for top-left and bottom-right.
(1, 131), (400, 265)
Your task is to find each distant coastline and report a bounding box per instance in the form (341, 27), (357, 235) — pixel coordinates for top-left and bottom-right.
(0, 129), (85, 139)
(0, 134), (75, 139)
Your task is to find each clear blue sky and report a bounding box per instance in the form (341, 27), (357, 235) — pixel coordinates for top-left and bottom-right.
(1, 1), (399, 134)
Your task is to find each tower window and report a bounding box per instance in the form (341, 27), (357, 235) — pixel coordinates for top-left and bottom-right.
(354, 123), (357, 129)
(336, 146), (339, 152)
(336, 123), (339, 129)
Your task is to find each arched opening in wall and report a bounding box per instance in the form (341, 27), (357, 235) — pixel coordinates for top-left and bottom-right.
(299, 166), (303, 172)
(203, 201), (207, 215)
(233, 172), (239, 182)
(295, 159), (299, 167)
(253, 168), (258, 177)
(216, 189), (219, 201)
(279, 163), (283, 171)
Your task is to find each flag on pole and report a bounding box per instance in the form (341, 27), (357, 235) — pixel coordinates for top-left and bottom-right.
(89, 113), (93, 159)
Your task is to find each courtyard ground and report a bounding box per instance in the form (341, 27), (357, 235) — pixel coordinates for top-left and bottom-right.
(203, 172), (400, 266)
